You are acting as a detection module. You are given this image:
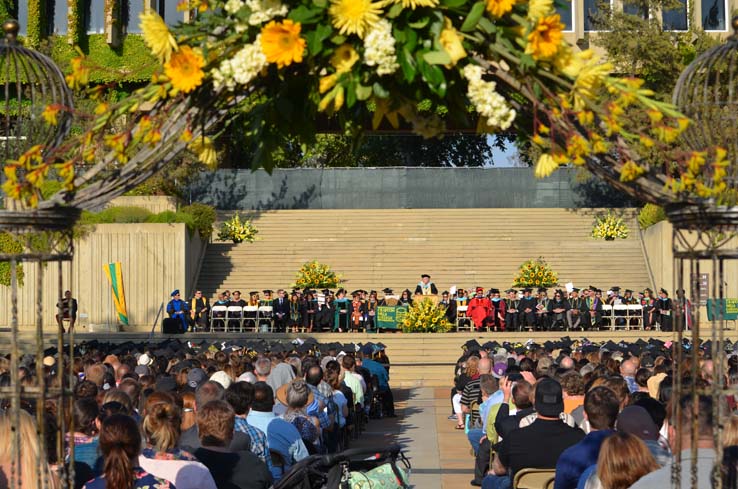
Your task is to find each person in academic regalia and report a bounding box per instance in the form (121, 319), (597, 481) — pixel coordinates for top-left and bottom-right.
(608, 286), (627, 326)
(350, 291), (363, 332)
(584, 287), (603, 329)
(317, 292), (335, 332)
(536, 288), (551, 331)
(363, 290), (379, 332)
(504, 289), (520, 332)
(547, 289), (569, 330)
(657, 288), (673, 331)
(248, 291), (260, 307)
(414, 274), (438, 296)
(398, 289), (413, 307)
(301, 291), (318, 332)
(622, 289), (637, 305)
(467, 287), (492, 332)
(166, 289), (190, 333)
(272, 289), (291, 332)
(289, 290), (301, 332)
(334, 288), (351, 332)
(641, 288), (656, 330)
(675, 289), (693, 331)
(440, 291), (457, 324)
(379, 288), (397, 307)
(489, 289), (506, 332)
(518, 288), (537, 330)
(566, 288), (584, 330)
(228, 290), (246, 331)
(189, 290), (209, 332)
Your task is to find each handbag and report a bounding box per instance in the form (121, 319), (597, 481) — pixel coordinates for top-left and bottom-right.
(348, 462), (409, 489)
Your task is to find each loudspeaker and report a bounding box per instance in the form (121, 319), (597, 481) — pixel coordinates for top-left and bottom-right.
(162, 318), (183, 334)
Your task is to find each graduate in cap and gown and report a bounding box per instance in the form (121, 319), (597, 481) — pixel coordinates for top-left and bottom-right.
(467, 287), (492, 331)
(189, 290), (209, 332)
(166, 290), (190, 332)
(504, 289), (520, 332)
(301, 290), (318, 332)
(641, 288), (656, 330)
(566, 288), (584, 330)
(658, 288), (673, 331)
(363, 290), (379, 332)
(414, 274), (438, 296)
(334, 289), (351, 332)
(489, 289), (506, 331)
(440, 291), (457, 324)
(536, 288), (551, 330)
(547, 289), (569, 330)
(584, 287), (603, 329)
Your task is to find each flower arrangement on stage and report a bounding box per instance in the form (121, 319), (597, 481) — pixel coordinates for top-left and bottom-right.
(294, 260), (342, 289)
(401, 298), (452, 333)
(512, 257), (558, 288)
(217, 214), (259, 243)
(591, 213), (629, 240)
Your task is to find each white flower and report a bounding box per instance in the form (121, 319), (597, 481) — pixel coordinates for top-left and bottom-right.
(245, 0), (288, 25)
(225, 0), (245, 14)
(363, 19), (399, 75)
(212, 36), (268, 90)
(462, 64), (516, 130)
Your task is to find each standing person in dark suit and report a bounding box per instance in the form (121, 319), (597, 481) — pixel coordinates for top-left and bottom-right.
(414, 274), (438, 296)
(56, 289), (78, 332)
(190, 290), (210, 332)
(585, 287), (603, 329)
(272, 289), (290, 332)
(317, 292), (335, 332)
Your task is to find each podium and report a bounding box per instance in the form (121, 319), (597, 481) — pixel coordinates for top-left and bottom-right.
(414, 293), (439, 305)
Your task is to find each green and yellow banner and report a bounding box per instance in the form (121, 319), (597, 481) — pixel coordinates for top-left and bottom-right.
(103, 262), (129, 326)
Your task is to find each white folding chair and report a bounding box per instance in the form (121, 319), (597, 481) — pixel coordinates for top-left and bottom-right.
(210, 305), (228, 332)
(258, 305), (274, 332)
(243, 305), (258, 332)
(226, 306), (244, 332)
(456, 305), (472, 331)
(627, 304), (643, 329)
(601, 304), (614, 330)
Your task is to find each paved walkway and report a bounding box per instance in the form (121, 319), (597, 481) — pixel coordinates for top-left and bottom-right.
(353, 387), (475, 489)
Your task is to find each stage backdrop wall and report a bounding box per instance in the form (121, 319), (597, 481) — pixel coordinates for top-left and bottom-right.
(188, 167), (634, 210)
(0, 223), (205, 331)
(642, 220), (738, 326)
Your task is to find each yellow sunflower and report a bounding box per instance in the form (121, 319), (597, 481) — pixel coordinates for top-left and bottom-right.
(439, 18), (466, 67)
(486, 0), (516, 18)
(394, 0), (439, 8)
(164, 46), (205, 93)
(330, 44), (360, 73)
(526, 14), (564, 60)
(329, 0), (382, 38)
(261, 20), (306, 67)
(140, 12), (178, 63)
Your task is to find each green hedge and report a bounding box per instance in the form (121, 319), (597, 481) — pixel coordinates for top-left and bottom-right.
(638, 204), (667, 230)
(0, 232), (24, 287)
(79, 205), (216, 239)
(51, 34), (157, 84)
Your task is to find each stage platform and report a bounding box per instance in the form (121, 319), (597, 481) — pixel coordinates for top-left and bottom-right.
(5, 330), (731, 387)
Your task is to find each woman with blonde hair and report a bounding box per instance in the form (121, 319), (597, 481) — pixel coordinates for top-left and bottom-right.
(724, 415), (738, 447)
(587, 432), (659, 489)
(0, 410), (58, 489)
(139, 402), (216, 489)
(452, 356), (480, 429)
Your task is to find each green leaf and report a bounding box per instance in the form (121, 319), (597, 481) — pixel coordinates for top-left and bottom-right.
(305, 24), (332, 55)
(372, 82), (390, 98)
(441, 0), (469, 7)
(330, 34), (346, 44)
(478, 17), (496, 34)
(405, 28), (418, 51)
(399, 47), (417, 82)
(313, 0), (327, 7)
(346, 82), (357, 108)
(387, 2), (404, 18)
(409, 16), (431, 29)
(423, 50), (452, 65)
(356, 84), (373, 101)
(287, 5), (324, 24)
(461, 1), (486, 32)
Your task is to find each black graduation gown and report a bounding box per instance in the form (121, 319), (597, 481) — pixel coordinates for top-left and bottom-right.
(518, 296), (537, 327)
(657, 298), (673, 331)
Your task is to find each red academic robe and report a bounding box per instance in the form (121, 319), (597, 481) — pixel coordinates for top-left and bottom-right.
(467, 297), (492, 329)
(491, 299), (507, 330)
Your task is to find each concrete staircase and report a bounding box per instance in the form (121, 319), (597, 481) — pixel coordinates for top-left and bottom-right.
(196, 208), (652, 298)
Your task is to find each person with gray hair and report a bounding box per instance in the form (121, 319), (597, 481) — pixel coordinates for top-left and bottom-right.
(177, 381), (252, 453)
(255, 358), (272, 382)
(560, 356), (575, 371)
(277, 380), (321, 449)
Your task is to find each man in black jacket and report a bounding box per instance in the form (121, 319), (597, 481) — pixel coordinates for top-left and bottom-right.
(414, 274), (438, 295)
(272, 289), (291, 332)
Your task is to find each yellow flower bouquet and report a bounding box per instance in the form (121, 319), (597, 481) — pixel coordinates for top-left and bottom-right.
(217, 213), (258, 243)
(401, 298), (451, 333)
(512, 257), (558, 287)
(293, 260), (341, 289)
(592, 213), (629, 240)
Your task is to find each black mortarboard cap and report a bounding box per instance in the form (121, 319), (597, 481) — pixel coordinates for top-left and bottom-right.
(490, 288), (500, 294)
(44, 347), (58, 357)
(571, 287), (580, 292)
(538, 288), (547, 293)
(382, 288), (393, 294)
(523, 288), (532, 293)
(482, 341), (496, 351)
(421, 274), (430, 278)
(611, 286), (620, 292)
(514, 346), (527, 355)
(505, 288), (517, 293)
(263, 289), (273, 294)
(463, 339), (482, 351)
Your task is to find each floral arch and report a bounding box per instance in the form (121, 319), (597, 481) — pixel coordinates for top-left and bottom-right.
(5, 0), (728, 211)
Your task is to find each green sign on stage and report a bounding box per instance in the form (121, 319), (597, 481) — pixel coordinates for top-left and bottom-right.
(376, 306), (408, 330)
(706, 298), (738, 321)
